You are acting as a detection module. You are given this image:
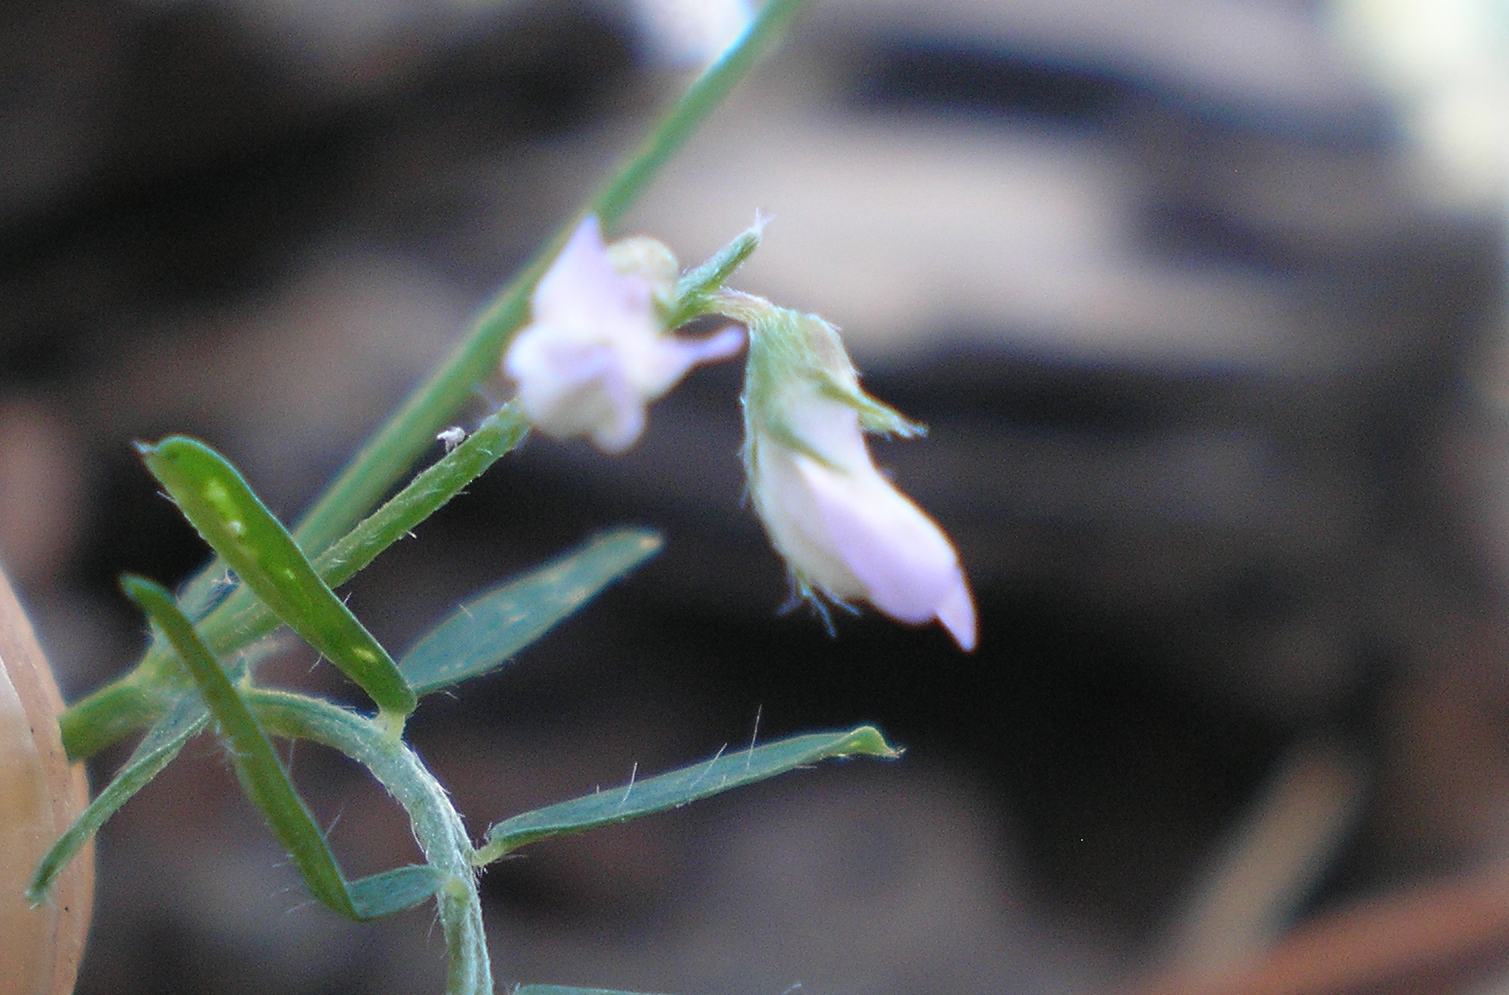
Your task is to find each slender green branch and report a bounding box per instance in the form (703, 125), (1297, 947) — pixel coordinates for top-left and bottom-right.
(62, 0), (806, 757)
(56, 671), (171, 764)
(248, 690), (491, 995)
(202, 0), (809, 583)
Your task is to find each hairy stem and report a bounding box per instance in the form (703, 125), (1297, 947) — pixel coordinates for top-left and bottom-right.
(241, 0), (809, 564)
(56, 672), (170, 764)
(248, 690), (492, 995)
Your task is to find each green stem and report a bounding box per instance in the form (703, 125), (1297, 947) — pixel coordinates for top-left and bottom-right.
(61, 0), (807, 759)
(55, 673), (169, 772)
(196, 0), (809, 582)
(248, 690), (491, 995)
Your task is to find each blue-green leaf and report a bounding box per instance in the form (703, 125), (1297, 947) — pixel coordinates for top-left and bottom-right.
(400, 529), (662, 696)
(139, 436), (415, 724)
(348, 864), (449, 919)
(475, 726), (898, 865)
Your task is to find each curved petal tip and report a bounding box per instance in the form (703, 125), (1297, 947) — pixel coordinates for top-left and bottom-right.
(935, 573), (977, 652)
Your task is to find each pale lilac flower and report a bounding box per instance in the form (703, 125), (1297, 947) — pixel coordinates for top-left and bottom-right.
(740, 304), (977, 651)
(503, 217), (744, 454)
(630, 0), (753, 67)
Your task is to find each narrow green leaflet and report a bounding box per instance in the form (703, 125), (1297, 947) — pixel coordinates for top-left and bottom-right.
(140, 436), (416, 724)
(475, 726), (898, 865)
(33, 635), (301, 897)
(121, 576), (440, 921)
(515, 987), (676, 995)
(60, 409), (528, 762)
(29, 690), (207, 902)
(346, 864), (448, 921)
(196, 406), (531, 655)
(668, 220), (764, 328)
(399, 529), (662, 696)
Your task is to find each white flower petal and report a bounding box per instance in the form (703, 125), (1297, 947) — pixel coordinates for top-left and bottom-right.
(628, 325), (747, 397)
(586, 364), (649, 455)
(630, 0), (753, 67)
(934, 570), (977, 652)
(779, 390), (873, 474)
(682, 324), (747, 364)
(795, 456), (966, 625)
(740, 299), (976, 649)
(506, 334), (618, 440)
(533, 217), (650, 331)
(503, 216), (742, 453)
(751, 427), (976, 649)
(752, 446), (865, 601)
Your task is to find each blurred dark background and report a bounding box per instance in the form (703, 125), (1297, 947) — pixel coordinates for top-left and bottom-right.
(4, 1), (1509, 992)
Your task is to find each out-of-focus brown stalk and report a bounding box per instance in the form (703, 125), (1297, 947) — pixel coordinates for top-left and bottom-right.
(0, 565), (92, 995)
(1127, 860), (1509, 995)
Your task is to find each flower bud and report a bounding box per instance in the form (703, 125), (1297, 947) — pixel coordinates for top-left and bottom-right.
(503, 216), (744, 454)
(737, 300), (976, 650)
